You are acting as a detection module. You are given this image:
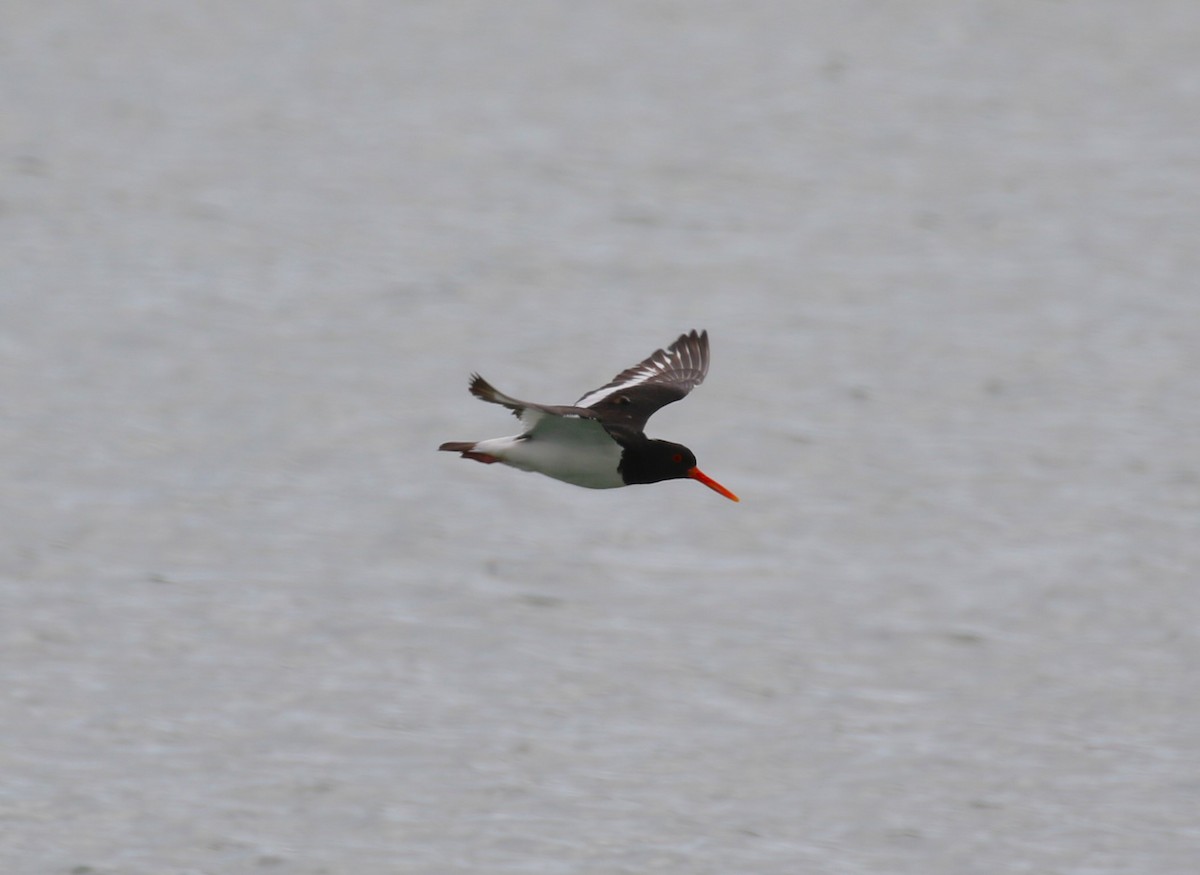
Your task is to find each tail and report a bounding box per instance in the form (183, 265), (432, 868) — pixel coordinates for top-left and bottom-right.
(438, 441), (499, 464)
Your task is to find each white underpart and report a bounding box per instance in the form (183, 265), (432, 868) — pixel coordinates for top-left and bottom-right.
(470, 414), (624, 489)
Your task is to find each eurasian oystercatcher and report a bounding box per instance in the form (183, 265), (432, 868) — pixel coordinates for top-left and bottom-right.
(439, 329), (739, 501)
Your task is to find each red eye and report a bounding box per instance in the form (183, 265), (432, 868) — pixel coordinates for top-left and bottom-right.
(672, 453), (683, 463)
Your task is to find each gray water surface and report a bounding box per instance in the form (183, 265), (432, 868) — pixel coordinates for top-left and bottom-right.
(3, 3), (1198, 873)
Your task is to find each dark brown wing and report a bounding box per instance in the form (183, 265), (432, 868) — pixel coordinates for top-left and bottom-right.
(574, 330), (710, 439)
(468, 374), (596, 425)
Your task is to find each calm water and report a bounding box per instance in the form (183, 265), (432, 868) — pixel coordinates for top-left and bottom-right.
(4, 2), (1198, 873)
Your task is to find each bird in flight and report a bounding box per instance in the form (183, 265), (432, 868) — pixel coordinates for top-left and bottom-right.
(439, 329), (738, 501)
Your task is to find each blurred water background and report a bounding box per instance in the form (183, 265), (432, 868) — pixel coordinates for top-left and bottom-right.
(3, 2), (1198, 873)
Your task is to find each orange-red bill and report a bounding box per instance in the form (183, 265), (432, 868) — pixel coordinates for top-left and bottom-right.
(688, 467), (739, 502)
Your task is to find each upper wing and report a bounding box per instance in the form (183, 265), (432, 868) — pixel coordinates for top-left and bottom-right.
(574, 329), (710, 436)
(468, 373), (596, 429)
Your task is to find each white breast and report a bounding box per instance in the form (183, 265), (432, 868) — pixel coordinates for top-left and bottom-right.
(470, 416), (624, 489)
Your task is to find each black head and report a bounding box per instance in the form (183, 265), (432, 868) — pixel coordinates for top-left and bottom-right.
(619, 439), (739, 501)
(619, 439), (697, 485)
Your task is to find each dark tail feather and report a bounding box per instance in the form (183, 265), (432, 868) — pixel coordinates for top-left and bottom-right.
(438, 441), (499, 464)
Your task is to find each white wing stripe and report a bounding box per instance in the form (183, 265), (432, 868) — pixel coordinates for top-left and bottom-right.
(575, 346), (681, 407)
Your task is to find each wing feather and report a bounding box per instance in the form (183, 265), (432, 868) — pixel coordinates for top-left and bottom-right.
(465, 330), (712, 441)
(468, 374), (595, 429)
(575, 330), (711, 438)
